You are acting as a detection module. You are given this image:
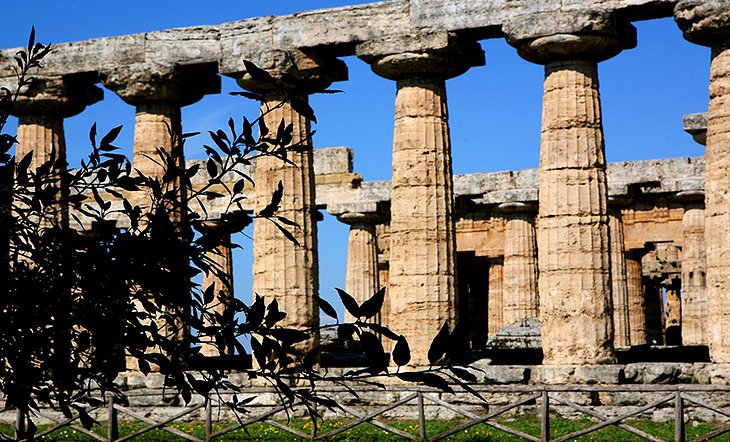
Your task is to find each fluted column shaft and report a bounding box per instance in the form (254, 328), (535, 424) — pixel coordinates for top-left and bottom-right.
(537, 60), (614, 364)
(488, 260), (504, 337)
(386, 76), (457, 365)
(500, 205), (539, 327)
(626, 251), (647, 345)
(342, 215), (381, 323)
(252, 93), (319, 340)
(681, 203), (707, 346)
(16, 114), (68, 227)
(358, 33), (483, 365)
(132, 103), (182, 180)
(200, 229), (234, 357)
(609, 209), (631, 347)
(675, 0), (730, 362)
(705, 39), (730, 360)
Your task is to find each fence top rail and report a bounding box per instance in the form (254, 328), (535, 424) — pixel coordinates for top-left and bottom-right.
(3, 383), (730, 409)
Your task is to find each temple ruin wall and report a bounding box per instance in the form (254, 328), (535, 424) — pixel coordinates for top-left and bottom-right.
(4, 0), (730, 369)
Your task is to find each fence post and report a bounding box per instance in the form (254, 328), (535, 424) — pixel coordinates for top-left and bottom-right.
(205, 394), (212, 442)
(107, 395), (118, 442)
(541, 389), (550, 442)
(417, 392), (426, 441)
(15, 409), (25, 441)
(674, 391), (685, 442)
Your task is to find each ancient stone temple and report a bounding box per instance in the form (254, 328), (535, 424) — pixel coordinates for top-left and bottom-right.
(1, 0), (728, 368)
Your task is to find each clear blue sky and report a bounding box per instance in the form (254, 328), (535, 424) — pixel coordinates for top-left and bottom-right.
(0, 1), (711, 318)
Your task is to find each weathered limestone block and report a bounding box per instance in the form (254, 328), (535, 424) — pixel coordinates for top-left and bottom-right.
(357, 33), (484, 366)
(531, 366), (576, 384)
(200, 224), (234, 357)
(12, 74), (102, 227)
(487, 259), (504, 337)
(468, 359), (529, 384)
(506, 12), (636, 365)
(338, 208), (385, 323)
(236, 51), (346, 355)
(675, 0), (730, 363)
(608, 205), (630, 347)
(488, 317), (542, 350)
(678, 191), (708, 346)
(573, 365), (624, 384)
(623, 362), (696, 384)
(498, 202), (539, 328)
(626, 250), (648, 346)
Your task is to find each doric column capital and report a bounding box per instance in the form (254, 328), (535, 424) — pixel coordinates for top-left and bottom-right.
(675, 0), (730, 47)
(683, 112), (708, 146)
(333, 201), (388, 226)
(504, 11), (636, 64)
(102, 63), (220, 106)
(357, 32), (484, 80)
(676, 189), (705, 204)
(338, 211), (387, 227)
(9, 72), (102, 118)
(234, 49), (347, 95)
(608, 195), (635, 209)
(497, 201), (537, 215)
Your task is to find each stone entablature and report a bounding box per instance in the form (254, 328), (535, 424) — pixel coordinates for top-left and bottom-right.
(329, 156), (707, 216)
(74, 151), (706, 226)
(0, 0), (679, 85)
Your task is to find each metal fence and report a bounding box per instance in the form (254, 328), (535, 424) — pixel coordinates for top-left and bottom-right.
(6, 384), (730, 441)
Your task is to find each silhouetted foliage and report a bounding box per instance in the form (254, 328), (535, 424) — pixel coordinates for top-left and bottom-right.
(0, 30), (483, 440)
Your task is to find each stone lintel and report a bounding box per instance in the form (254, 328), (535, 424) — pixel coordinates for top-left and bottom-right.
(675, 0), (730, 46)
(272, 0), (409, 54)
(411, 0), (675, 34)
(357, 32), (484, 80)
(234, 48), (347, 94)
(504, 11), (637, 64)
(102, 63), (220, 106)
(144, 26), (222, 66)
(9, 72), (103, 117)
(683, 112), (708, 146)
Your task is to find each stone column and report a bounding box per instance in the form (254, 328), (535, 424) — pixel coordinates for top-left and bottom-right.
(498, 202), (539, 327)
(200, 223), (234, 357)
(608, 204), (631, 347)
(487, 258), (505, 337)
(678, 190), (707, 346)
(12, 74), (102, 227)
(675, 1), (730, 361)
(506, 13), (636, 364)
(237, 51), (346, 355)
(626, 250), (648, 345)
(358, 33), (484, 365)
(338, 208), (385, 323)
(103, 66), (220, 368)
